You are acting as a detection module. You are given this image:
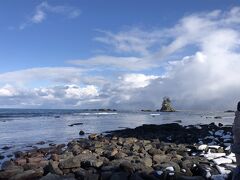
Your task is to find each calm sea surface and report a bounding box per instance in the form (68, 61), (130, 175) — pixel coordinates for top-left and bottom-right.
(0, 109), (235, 164)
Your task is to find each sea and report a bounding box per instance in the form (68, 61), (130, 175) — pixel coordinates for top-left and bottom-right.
(0, 109), (235, 165)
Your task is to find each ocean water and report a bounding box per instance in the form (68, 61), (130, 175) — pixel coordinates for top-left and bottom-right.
(0, 109), (235, 163)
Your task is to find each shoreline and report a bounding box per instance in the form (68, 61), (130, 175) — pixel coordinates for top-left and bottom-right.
(0, 122), (236, 180)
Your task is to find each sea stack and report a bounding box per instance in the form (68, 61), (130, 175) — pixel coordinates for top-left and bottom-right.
(160, 97), (175, 112)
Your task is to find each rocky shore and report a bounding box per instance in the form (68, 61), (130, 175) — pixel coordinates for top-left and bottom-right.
(0, 123), (236, 180)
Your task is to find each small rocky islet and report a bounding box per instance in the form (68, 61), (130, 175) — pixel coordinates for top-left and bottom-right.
(0, 122), (236, 180)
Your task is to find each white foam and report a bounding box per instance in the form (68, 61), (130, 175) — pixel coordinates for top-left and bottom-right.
(94, 112), (118, 115)
(150, 113), (160, 116)
(78, 113), (91, 115)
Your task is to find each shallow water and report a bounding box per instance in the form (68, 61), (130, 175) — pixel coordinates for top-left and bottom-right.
(0, 109), (235, 164)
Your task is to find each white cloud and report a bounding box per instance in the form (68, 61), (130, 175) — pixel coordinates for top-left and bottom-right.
(0, 84), (99, 108)
(32, 8), (46, 23)
(3, 7), (240, 110)
(94, 29), (164, 56)
(65, 85), (99, 99)
(0, 84), (19, 97)
(0, 67), (84, 86)
(69, 55), (157, 71)
(20, 1), (80, 29)
(75, 7), (240, 110)
(118, 74), (159, 89)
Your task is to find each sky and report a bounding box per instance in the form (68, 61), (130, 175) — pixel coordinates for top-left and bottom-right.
(0, 0), (240, 110)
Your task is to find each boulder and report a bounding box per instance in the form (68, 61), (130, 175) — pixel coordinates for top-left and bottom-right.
(9, 168), (44, 180)
(47, 160), (63, 175)
(159, 97), (175, 112)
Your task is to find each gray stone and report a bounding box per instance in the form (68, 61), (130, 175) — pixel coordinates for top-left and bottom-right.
(9, 168), (44, 180)
(153, 154), (171, 164)
(47, 160), (63, 175)
(141, 157), (152, 167)
(0, 167), (24, 179)
(59, 157), (81, 169)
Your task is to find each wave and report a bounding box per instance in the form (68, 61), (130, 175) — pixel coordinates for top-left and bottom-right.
(150, 113), (160, 116)
(94, 112), (118, 115)
(74, 112), (118, 116)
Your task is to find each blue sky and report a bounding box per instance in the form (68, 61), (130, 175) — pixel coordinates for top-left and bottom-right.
(0, 1), (240, 109)
(0, 0), (238, 72)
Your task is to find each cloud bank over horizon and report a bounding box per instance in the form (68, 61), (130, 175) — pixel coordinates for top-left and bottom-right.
(1, 7), (240, 110)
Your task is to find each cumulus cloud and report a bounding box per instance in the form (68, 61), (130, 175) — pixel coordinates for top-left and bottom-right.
(0, 84), (99, 108)
(0, 84), (19, 97)
(72, 7), (240, 110)
(118, 74), (159, 89)
(20, 1), (81, 29)
(3, 7), (240, 109)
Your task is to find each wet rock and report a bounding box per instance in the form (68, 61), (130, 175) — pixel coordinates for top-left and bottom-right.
(0, 155), (4, 160)
(27, 157), (43, 163)
(68, 123), (83, 127)
(47, 160), (63, 175)
(7, 154), (13, 158)
(59, 157), (80, 169)
(192, 164), (219, 179)
(114, 152), (128, 159)
(9, 168), (44, 180)
(160, 97), (175, 112)
(81, 157), (104, 168)
(15, 158), (27, 166)
(218, 123), (223, 127)
(2, 146), (11, 150)
(141, 157), (153, 167)
(50, 153), (59, 161)
(148, 148), (163, 156)
(89, 134), (98, 140)
(153, 154), (171, 164)
(0, 167), (24, 180)
(36, 141), (45, 145)
(1, 160), (16, 170)
(79, 130), (85, 136)
(174, 173), (205, 180)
